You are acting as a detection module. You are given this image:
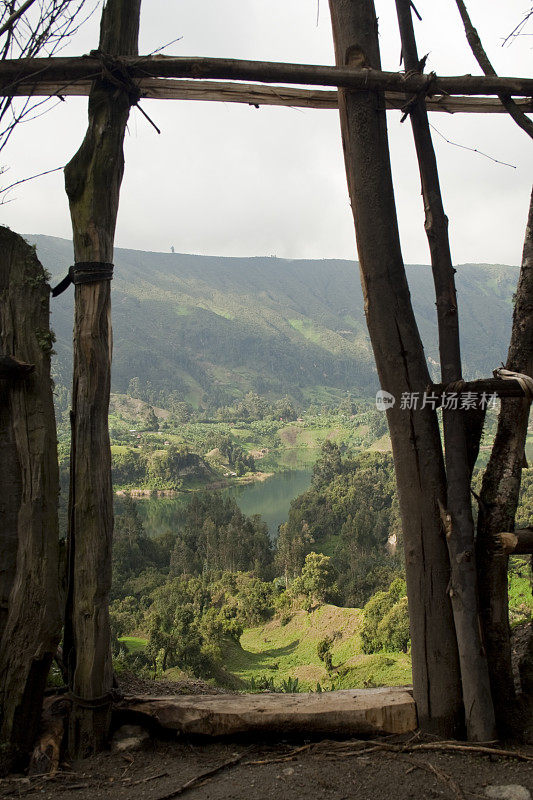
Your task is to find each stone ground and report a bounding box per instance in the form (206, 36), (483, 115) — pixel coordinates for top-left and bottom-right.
(0, 733), (531, 800)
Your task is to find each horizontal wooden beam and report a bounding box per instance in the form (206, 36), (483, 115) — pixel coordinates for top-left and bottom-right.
(8, 77), (533, 114)
(431, 378), (529, 398)
(1, 55), (532, 98)
(497, 529), (533, 555)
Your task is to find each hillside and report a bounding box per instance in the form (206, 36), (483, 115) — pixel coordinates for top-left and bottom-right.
(223, 604), (411, 691)
(28, 234), (518, 407)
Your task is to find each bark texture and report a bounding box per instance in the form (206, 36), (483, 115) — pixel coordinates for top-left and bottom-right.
(395, 0), (495, 742)
(477, 189), (533, 734)
(328, 0), (463, 737)
(1, 55), (533, 96)
(0, 227), (61, 770)
(63, 0), (141, 758)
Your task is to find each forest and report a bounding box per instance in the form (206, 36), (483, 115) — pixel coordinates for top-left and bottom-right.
(103, 443), (532, 693)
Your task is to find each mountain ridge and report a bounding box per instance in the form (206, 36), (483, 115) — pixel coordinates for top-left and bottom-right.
(27, 233), (518, 408)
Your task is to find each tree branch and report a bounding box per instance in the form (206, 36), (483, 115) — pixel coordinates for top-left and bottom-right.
(0, 0), (39, 37)
(454, 0), (533, 140)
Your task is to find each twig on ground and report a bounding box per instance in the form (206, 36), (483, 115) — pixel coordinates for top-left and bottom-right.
(128, 771), (170, 786)
(154, 747), (255, 800)
(383, 751), (465, 800)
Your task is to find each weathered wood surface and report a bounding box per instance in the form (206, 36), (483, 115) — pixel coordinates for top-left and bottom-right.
(396, 0), (495, 742)
(432, 378), (531, 399)
(9, 78), (533, 114)
(116, 688), (417, 737)
(28, 696), (71, 776)
(0, 227), (61, 769)
(62, 0), (141, 758)
(1, 55), (533, 96)
(328, 0), (462, 737)
(497, 530), (533, 555)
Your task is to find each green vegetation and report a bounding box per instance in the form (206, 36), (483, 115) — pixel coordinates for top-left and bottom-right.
(36, 234), (516, 411)
(225, 603), (411, 691)
(105, 436), (531, 694)
(277, 443), (403, 607)
(360, 579), (410, 654)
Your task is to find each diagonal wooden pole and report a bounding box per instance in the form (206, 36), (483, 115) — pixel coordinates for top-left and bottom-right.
(454, 0), (533, 140)
(62, 0), (141, 758)
(395, 0), (496, 742)
(328, 0), (463, 737)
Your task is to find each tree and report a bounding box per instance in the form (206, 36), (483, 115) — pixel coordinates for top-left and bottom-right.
(291, 552), (337, 605)
(329, 0), (463, 737)
(395, 0), (495, 741)
(0, 0), (92, 199)
(0, 229), (62, 771)
(476, 191), (533, 733)
(311, 440), (343, 489)
(145, 405), (159, 431)
(62, 0), (142, 758)
(329, 0), (530, 739)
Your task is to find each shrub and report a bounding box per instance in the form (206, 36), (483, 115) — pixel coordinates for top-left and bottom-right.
(360, 578), (408, 654)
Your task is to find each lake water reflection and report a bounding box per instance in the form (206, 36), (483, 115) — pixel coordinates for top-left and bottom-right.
(132, 467), (313, 540)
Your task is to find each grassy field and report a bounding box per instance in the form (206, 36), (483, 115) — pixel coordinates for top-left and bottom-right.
(117, 572), (531, 693)
(118, 636), (148, 653)
(508, 558), (533, 626)
(223, 604), (411, 692)
(117, 604), (411, 692)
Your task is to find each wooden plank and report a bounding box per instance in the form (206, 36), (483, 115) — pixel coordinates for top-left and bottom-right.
(116, 688), (417, 737)
(8, 78), (533, 113)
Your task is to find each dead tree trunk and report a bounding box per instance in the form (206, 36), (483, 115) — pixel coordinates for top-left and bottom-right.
(62, 0), (141, 758)
(395, 0), (496, 742)
(328, 0), (463, 737)
(477, 188), (533, 734)
(0, 227), (61, 771)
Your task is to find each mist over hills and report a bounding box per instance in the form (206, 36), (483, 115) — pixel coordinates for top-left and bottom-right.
(29, 233), (517, 408)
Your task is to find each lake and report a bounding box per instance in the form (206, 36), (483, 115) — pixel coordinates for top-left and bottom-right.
(133, 467), (313, 540)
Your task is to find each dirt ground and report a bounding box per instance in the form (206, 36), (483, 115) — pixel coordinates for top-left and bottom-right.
(0, 734), (531, 800)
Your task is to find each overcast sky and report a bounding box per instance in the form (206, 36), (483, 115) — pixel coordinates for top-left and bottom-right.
(1, 0), (532, 265)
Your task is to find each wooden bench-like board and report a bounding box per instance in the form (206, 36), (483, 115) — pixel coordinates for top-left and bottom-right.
(117, 687), (417, 737)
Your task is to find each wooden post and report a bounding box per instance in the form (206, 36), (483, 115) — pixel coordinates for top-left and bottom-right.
(395, 0), (496, 742)
(0, 227), (61, 771)
(63, 0), (141, 758)
(328, 0), (463, 736)
(477, 188), (533, 734)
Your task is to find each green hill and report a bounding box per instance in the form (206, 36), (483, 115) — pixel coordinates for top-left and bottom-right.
(28, 234), (518, 408)
(223, 604), (411, 691)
